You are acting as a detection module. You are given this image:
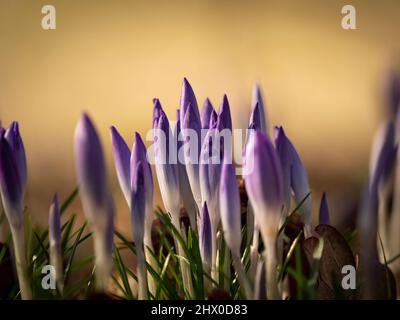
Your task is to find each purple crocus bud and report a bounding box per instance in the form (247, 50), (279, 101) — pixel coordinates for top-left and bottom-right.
(252, 83), (268, 133)
(220, 161), (253, 298)
(245, 130), (283, 230)
(219, 161), (241, 254)
(182, 101), (202, 209)
(0, 130), (24, 227)
(110, 126), (131, 205)
(180, 78), (200, 127)
(74, 113), (114, 291)
(49, 193), (61, 245)
(131, 132), (154, 238)
(74, 114), (110, 218)
(209, 110), (218, 130)
(275, 126), (312, 235)
(0, 126), (31, 299)
(153, 100), (181, 221)
(5, 122), (27, 190)
(199, 202), (212, 269)
(199, 127), (223, 230)
(217, 95), (232, 131)
(49, 193), (63, 292)
(175, 112), (197, 231)
(130, 161), (148, 300)
(244, 129), (283, 299)
(318, 192), (330, 225)
(130, 162), (146, 245)
(201, 98), (214, 130)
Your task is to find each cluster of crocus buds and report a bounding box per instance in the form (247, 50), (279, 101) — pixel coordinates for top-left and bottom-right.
(4, 73), (400, 300)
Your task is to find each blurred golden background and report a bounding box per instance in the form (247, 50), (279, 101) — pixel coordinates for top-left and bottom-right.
(1, 0), (400, 236)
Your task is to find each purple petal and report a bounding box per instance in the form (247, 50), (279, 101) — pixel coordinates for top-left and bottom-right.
(220, 161), (241, 252)
(74, 113), (108, 213)
(182, 102), (202, 206)
(130, 161), (146, 242)
(49, 193), (61, 244)
(252, 83), (268, 133)
(199, 202), (212, 268)
(199, 129), (222, 224)
(152, 98), (163, 129)
(0, 131), (23, 220)
(201, 98), (214, 130)
(5, 122), (27, 189)
(179, 78), (200, 127)
(152, 100), (181, 215)
(209, 110), (218, 130)
(244, 130), (283, 231)
(131, 132), (153, 211)
(217, 95), (232, 131)
(249, 102), (261, 130)
(110, 126), (131, 205)
(274, 126), (291, 207)
(318, 192), (330, 225)
(275, 126), (311, 223)
(175, 114), (197, 230)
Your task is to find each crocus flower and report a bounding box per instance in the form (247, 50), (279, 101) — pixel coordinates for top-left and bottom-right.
(199, 202), (212, 272)
(199, 118), (226, 283)
(153, 99), (194, 297)
(217, 95), (232, 131)
(130, 161), (148, 300)
(111, 126), (157, 296)
(5, 122), (27, 190)
(110, 126), (131, 204)
(182, 101), (202, 209)
(244, 130), (283, 299)
(131, 132), (154, 243)
(201, 98), (214, 130)
(152, 99), (181, 222)
(0, 128), (24, 228)
(318, 192), (330, 225)
(220, 161), (252, 298)
(48, 193), (63, 293)
(180, 78), (201, 127)
(74, 113), (114, 292)
(175, 110), (197, 232)
(252, 83), (268, 133)
(275, 126), (312, 236)
(0, 124), (31, 299)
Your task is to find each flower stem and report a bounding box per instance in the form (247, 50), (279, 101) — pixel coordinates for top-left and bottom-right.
(232, 253), (252, 299)
(144, 230), (157, 298)
(11, 225), (31, 300)
(263, 235), (279, 300)
(135, 240), (148, 300)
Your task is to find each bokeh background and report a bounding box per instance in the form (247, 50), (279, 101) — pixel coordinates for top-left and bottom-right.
(1, 0), (400, 237)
